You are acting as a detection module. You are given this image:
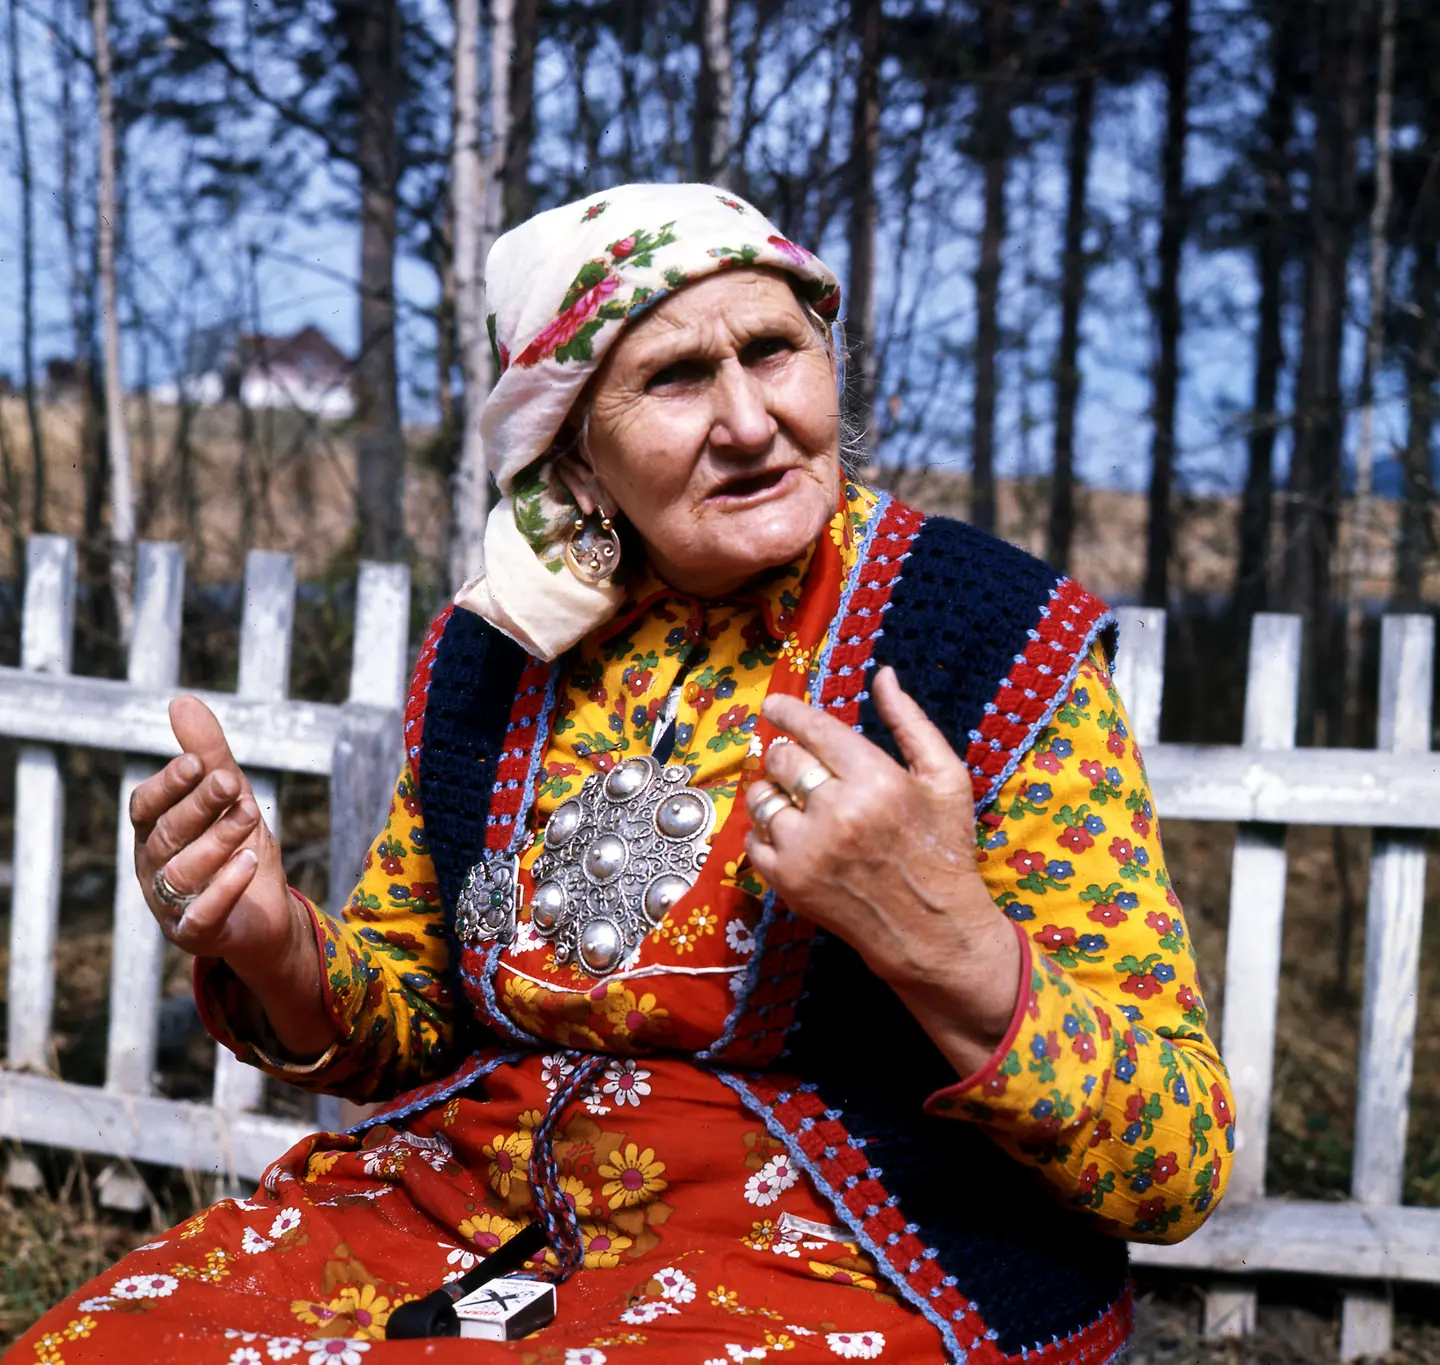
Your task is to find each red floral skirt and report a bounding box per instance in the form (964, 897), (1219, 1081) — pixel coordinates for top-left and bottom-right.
(16, 1056), (949, 1363)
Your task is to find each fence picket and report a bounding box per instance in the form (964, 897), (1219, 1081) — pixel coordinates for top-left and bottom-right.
(7, 538), (78, 1073)
(1203, 613), (1301, 1339)
(5, 537), (78, 1192)
(211, 552), (297, 1120)
(328, 563), (410, 917)
(101, 544), (186, 1209)
(1112, 606), (1165, 748)
(1339, 615), (1434, 1360)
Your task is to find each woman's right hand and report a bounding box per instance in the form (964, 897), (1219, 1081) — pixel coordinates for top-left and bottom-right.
(131, 695), (334, 1057)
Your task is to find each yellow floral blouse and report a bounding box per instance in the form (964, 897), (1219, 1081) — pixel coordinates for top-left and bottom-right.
(201, 483), (1232, 1243)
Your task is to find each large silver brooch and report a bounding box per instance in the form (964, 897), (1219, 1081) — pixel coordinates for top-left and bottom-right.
(530, 755), (716, 977)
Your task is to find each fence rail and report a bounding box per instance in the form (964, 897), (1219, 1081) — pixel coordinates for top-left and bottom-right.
(0, 549), (1433, 1360)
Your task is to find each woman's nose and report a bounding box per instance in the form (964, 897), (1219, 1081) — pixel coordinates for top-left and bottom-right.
(709, 362), (777, 455)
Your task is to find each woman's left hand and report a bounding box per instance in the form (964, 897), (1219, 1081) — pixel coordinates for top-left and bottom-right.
(744, 665), (1023, 1077)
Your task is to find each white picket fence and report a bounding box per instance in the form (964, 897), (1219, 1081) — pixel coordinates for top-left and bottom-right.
(0, 535), (409, 1203)
(0, 538), (1433, 1359)
(1116, 606), (1437, 1361)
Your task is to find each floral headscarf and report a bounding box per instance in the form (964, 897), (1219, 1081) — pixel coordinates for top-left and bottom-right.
(454, 182), (842, 661)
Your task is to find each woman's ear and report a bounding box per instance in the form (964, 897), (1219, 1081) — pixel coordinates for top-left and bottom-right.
(551, 430), (610, 519)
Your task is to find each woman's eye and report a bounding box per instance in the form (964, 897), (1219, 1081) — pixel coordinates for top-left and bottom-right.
(742, 336), (793, 365)
(646, 360), (708, 391)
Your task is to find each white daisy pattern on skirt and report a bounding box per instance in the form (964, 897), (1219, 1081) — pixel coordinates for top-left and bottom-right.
(265, 1338), (303, 1360)
(241, 1228), (274, 1255)
(228, 1349), (264, 1364)
(563, 1349), (607, 1365)
(601, 1058), (651, 1107)
(652, 1265), (696, 1302)
(304, 1339), (370, 1365)
(269, 1208), (302, 1238)
(110, 1273), (179, 1299)
(826, 1330), (886, 1358)
(618, 1299), (679, 1324)
(541, 1052), (575, 1092)
(440, 1240), (480, 1271)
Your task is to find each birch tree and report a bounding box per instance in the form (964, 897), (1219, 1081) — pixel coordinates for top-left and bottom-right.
(7, 0), (45, 532)
(696, 0), (734, 184)
(448, 0), (506, 589)
(93, 0), (135, 641)
(1341, 0), (1397, 722)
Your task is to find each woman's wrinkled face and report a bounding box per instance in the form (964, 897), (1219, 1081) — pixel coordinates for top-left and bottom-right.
(559, 268), (841, 597)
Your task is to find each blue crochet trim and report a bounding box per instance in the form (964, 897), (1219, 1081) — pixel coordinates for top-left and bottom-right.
(695, 888), (777, 1064)
(810, 487), (892, 715)
(474, 660), (562, 1047)
(971, 595), (1118, 816)
(714, 1070), (970, 1365)
(342, 1048), (528, 1136)
(701, 490), (894, 1063)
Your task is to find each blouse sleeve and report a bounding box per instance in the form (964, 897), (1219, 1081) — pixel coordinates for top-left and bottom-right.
(925, 642), (1235, 1245)
(194, 757), (459, 1102)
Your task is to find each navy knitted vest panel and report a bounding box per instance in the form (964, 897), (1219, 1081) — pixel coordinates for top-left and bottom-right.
(784, 515), (1127, 1355)
(417, 605), (529, 1048)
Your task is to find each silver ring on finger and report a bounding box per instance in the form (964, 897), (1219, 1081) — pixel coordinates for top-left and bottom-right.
(751, 790), (795, 844)
(152, 867), (197, 917)
(787, 763), (834, 812)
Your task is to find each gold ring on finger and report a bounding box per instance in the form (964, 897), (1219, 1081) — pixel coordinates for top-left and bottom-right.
(751, 790), (795, 844)
(152, 867), (197, 916)
(788, 763), (834, 812)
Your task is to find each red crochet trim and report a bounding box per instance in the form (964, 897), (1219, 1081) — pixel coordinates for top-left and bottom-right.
(997, 1283), (1133, 1364)
(457, 655), (553, 1015)
(402, 604), (455, 763)
(963, 576), (1112, 810)
(712, 497), (926, 1069)
(483, 657), (555, 854)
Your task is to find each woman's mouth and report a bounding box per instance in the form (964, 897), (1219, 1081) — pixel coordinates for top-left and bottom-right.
(707, 467), (796, 505)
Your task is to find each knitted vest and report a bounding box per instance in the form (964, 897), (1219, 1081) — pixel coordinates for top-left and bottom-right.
(399, 495), (1129, 1364)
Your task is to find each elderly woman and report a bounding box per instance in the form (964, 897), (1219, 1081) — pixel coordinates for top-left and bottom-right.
(22, 184), (1231, 1364)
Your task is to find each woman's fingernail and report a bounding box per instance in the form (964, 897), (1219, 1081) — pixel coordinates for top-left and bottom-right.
(234, 848), (258, 873)
(177, 754), (202, 780)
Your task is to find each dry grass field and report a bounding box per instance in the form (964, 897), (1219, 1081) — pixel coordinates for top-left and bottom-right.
(0, 398), (1437, 1358)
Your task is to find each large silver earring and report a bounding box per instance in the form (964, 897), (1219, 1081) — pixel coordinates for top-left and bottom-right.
(565, 511), (622, 586)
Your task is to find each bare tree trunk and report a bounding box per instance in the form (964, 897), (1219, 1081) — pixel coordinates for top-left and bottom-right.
(1047, 0), (1097, 571)
(1143, 0), (1191, 607)
(93, 0), (134, 642)
(1234, 0), (1296, 623)
(504, 0), (540, 224)
(1342, 0), (1396, 707)
(1395, 84), (1440, 610)
(696, 0), (734, 184)
(844, 0), (881, 455)
(8, 0), (46, 532)
(448, 0), (496, 590)
(970, 0), (1013, 536)
(345, 0), (405, 563)
(1283, 0), (1365, 736)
